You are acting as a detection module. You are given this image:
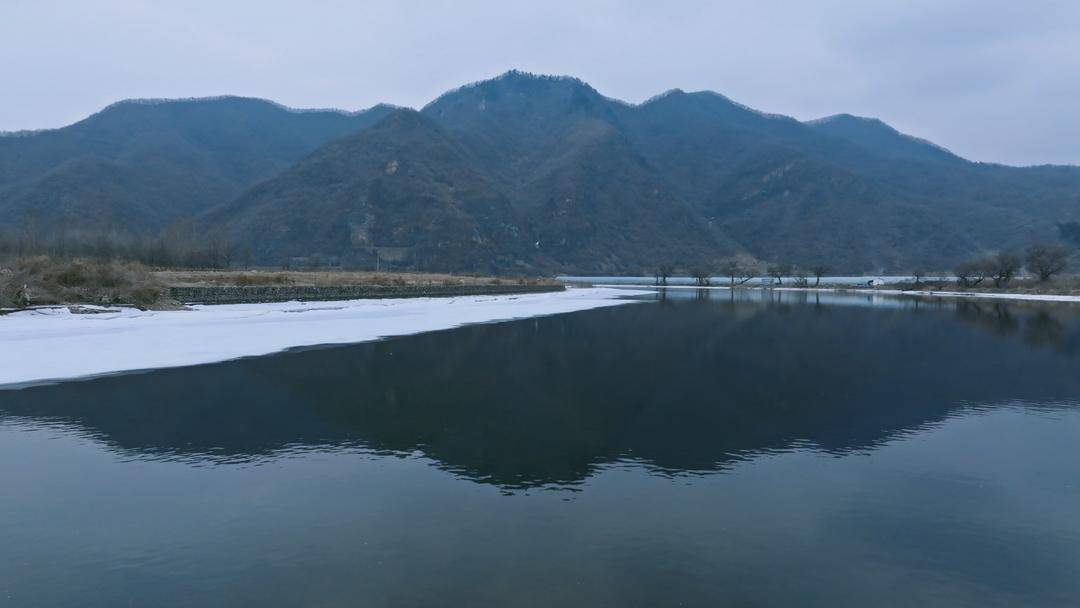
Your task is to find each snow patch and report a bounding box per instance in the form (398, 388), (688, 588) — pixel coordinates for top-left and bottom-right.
(0, 288), (649, 389)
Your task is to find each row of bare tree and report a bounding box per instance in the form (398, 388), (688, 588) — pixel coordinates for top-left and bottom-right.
(657, 242), (1071, 290)
(954, 244), (1070, 287)
(0, 219), (244, 269)
(655, 257), (831, 287)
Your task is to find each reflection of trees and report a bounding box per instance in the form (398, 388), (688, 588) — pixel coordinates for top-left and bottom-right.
(1024, 312), (1067, 348)
(954, 301), (1020, 336)
(953, 299), (1080, 354)
(3, 294), (1080, 489)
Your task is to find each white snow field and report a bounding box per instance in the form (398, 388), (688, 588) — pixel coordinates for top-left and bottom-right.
(0, 287), (649, 388)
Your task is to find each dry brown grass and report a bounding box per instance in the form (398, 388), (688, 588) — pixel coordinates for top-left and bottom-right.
(0, 261), (559, 309)
(153, 269), (559, 288)
(0, 256), (168, 309)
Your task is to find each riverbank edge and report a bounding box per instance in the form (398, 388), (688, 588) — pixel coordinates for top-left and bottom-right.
(593, 283), (1080, 303)
(0, 283), (565, 314)
(167, 283), (565, 304)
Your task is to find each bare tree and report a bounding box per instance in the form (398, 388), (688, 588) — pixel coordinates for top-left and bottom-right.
(1025, 243), (1069, 282)
(655, 263), (675, 286)
(989, 251), (1022, 287)
(810, 264), (829, 287)
(911, 269), (927, 286)
(721, 257), (757, 286)
(689, 265), (711, 286)
(766, 263), (792, 285)
(792, 267), (810, 287)
(954, 259), (991, 287)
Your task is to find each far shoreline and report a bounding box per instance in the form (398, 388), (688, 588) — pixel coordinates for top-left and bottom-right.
(590, 283), (1080, 304)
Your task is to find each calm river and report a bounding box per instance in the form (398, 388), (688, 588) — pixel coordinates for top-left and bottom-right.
(2, 289), (1079, 607)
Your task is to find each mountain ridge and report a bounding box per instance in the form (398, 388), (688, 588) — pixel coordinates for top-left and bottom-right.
(2, 71), (1078, 273)
(5, 70), (1077, 168)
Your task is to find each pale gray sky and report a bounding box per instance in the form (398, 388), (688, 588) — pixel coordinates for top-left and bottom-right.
(2, 0), (1078, 165)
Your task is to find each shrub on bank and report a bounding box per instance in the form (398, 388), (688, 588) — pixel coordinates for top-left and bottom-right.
(0, 256), (168, 309)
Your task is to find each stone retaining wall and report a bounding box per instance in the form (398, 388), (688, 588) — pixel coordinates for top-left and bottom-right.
(168, 283), (565, 304)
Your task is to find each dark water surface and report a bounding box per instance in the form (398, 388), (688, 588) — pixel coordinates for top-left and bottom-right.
(3, 290), (1080, 607)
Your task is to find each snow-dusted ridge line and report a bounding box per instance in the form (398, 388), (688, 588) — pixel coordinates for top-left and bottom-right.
(0, 287), (650, 389)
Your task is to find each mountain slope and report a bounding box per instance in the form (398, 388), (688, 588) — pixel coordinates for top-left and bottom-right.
(420, 73), (737, 271)
(212, 107), (731, 273)
(0, 97), (394, 233)
(218, 72), (1080, 272)
(209, 110), (524, 271)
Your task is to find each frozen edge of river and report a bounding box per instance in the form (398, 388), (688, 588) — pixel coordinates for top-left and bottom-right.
(0, 287), (651, 389)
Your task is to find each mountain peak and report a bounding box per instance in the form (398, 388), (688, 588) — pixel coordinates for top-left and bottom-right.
(807, 113), (893, 131)
(482, 69), (595, 90)
(367, 107), (445, 133)
(423, 70), (611, 112)
(640, 89), (686, 105)
(806, 113), (960, 163)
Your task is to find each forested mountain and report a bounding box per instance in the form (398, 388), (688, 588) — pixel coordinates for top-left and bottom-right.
(3, 71), (1079, 273)
(0, 97), (393, 232)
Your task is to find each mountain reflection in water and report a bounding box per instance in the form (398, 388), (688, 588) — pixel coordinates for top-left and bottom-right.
(4, 289), (1079, 489)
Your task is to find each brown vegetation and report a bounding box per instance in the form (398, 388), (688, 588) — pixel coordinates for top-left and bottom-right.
(0, 220), (236, 270)
(0, 257), (167, 309)
(154, 269), (556, 288)
(0, 257), (558, 310)
(881, 274), (1080, 297)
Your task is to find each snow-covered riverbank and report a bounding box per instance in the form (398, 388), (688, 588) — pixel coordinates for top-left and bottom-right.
(0, 287), (649, 389)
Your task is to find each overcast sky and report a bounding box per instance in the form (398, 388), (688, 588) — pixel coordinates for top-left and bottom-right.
(2, 0), (1078, 165)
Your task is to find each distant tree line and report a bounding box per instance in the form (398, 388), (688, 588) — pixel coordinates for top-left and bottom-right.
(654, 240), (1072, 290)
(954, 243), (1070, 287)
(0, 218), (243, 269)
(654, 256), (831, 288)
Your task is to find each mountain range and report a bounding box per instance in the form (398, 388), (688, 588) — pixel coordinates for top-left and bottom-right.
(3, 70), (1078, 273)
